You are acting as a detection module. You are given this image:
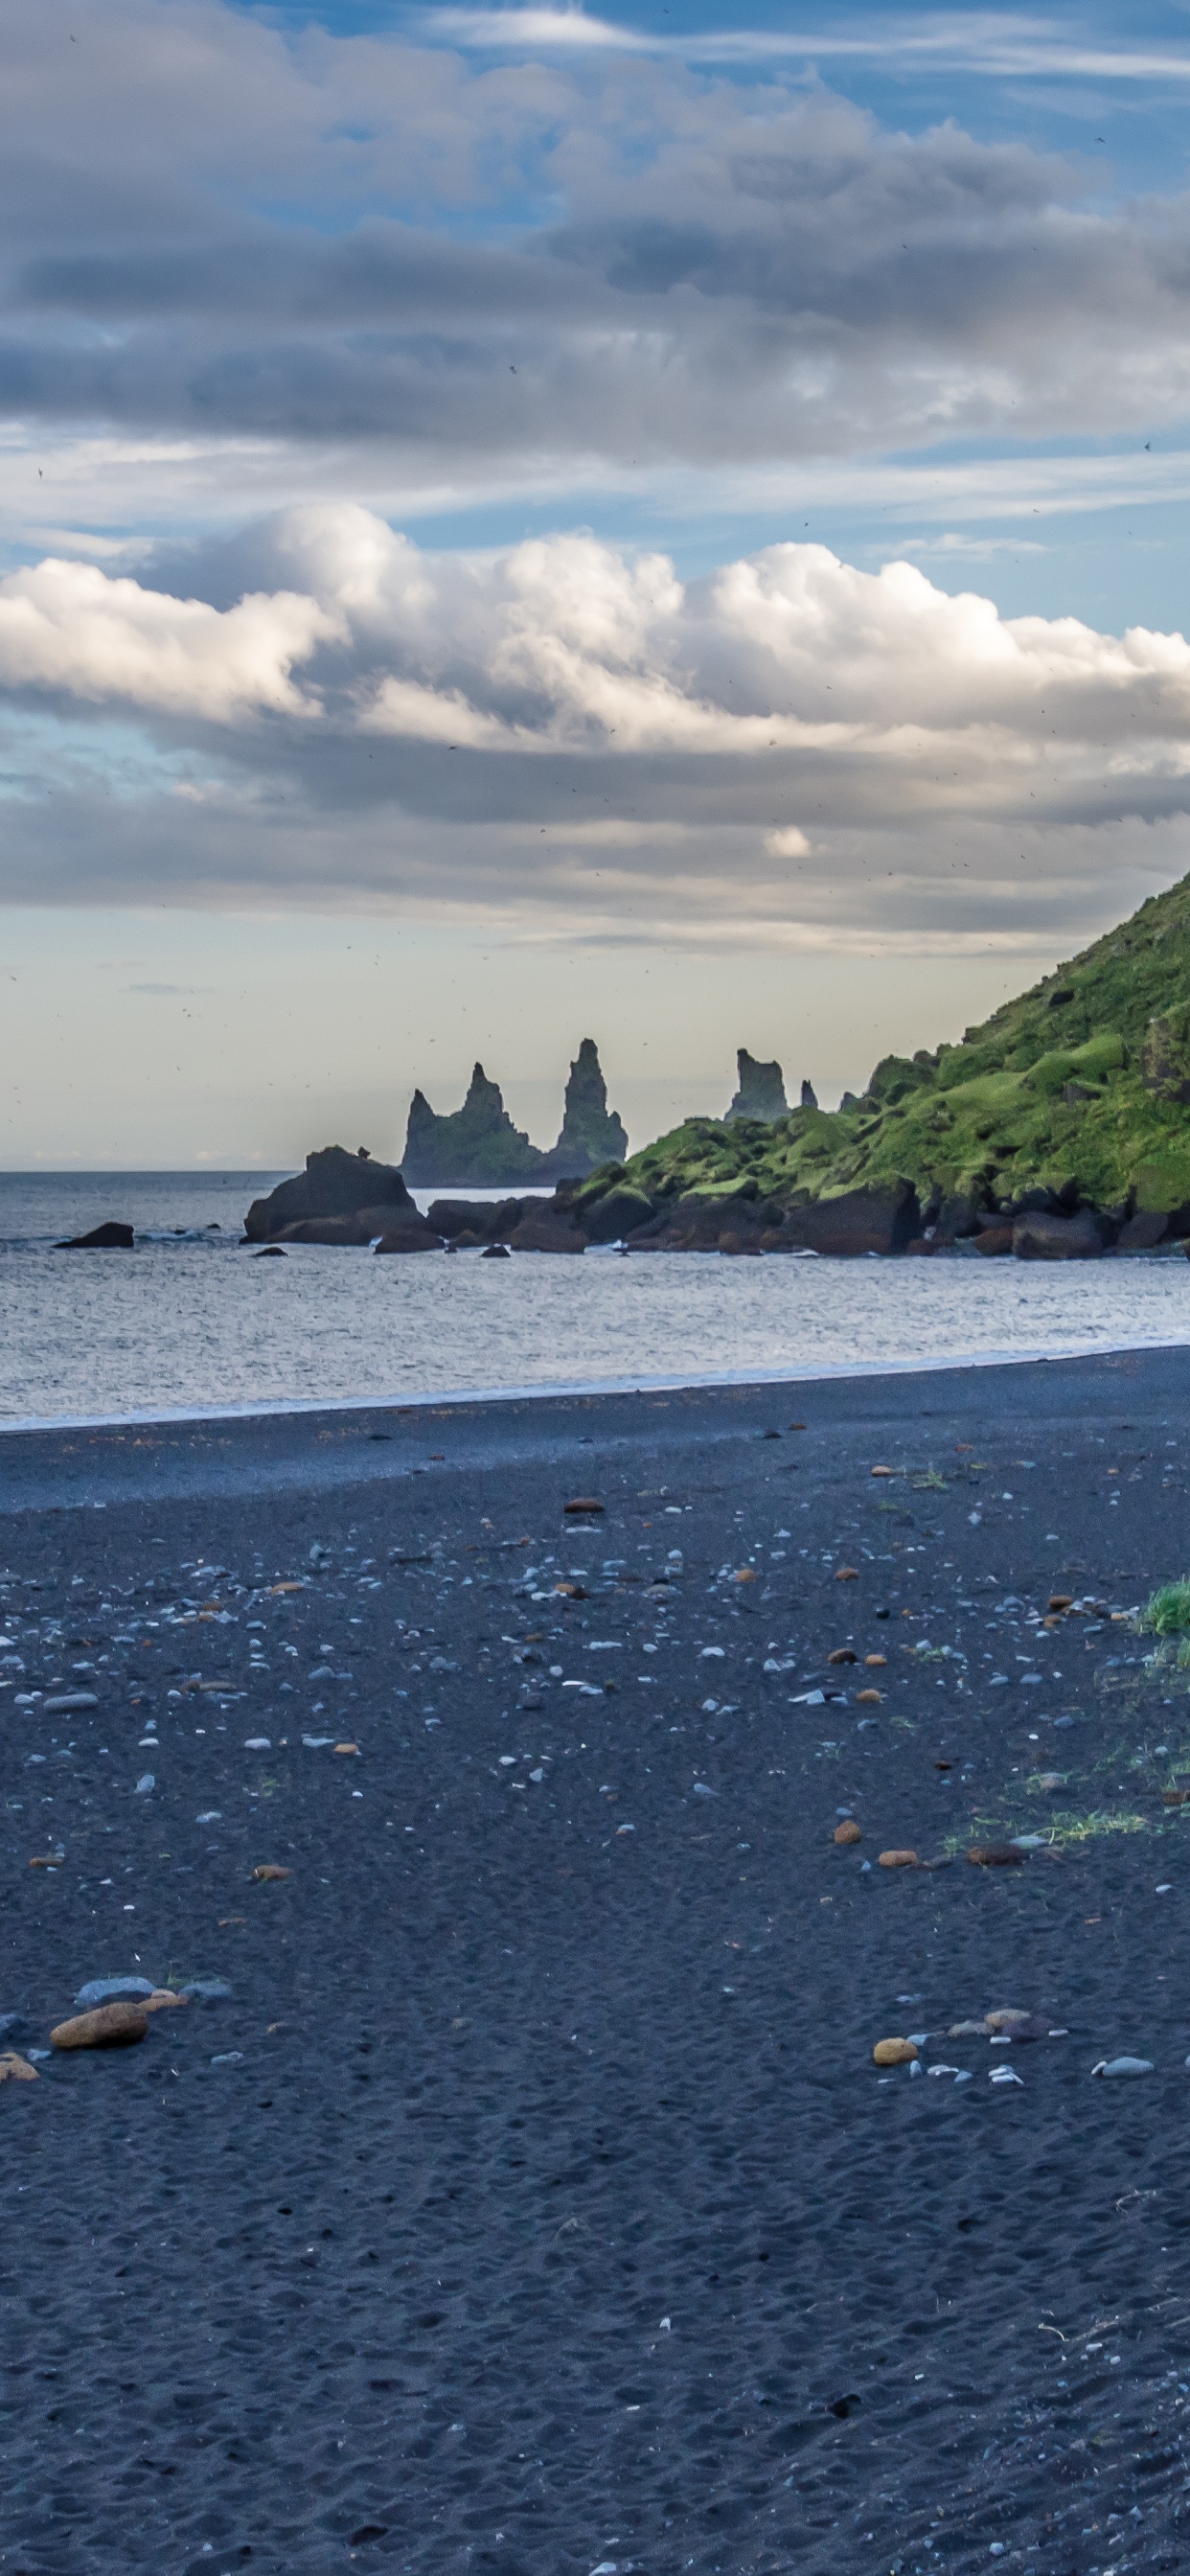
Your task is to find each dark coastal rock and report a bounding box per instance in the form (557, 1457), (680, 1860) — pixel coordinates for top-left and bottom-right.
(1013, 1208), (1112, 1259)
(800, 1079), (819, 1109)
(273, 1205), (412, 1248)
(373, 1215), (444, 1254)
(245, 1147), (413, 1244)
(505, 1208), (586, 1254)
(251, 1245), (287, 1257)
(580, 1184), (657, 1244)
(481, 1242), (511, 1258)
(1112, 1208), (1170, 1252)
(974, 1225), (1016, 1256)
(782, 1182), (922, 1258)
(402, 1043), (627, 1186)
(725, 1049), (789, 1123)
(55, 1221), (134, 1250)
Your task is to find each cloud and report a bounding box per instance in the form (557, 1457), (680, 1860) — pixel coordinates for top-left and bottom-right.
(0, 556), (335, 718)
(0, 505), (1188, 956)
(4, 0), (1190, 519)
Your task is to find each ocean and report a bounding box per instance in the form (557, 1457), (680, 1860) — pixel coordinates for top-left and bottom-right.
(2, 1168), (1189, 1426)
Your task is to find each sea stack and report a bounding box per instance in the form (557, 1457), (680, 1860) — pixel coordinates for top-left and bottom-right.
(400, 1043), (627, 1185)
(725, 1050), (789, 1122)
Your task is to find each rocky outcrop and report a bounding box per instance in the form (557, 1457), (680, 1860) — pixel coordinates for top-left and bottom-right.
(244, 1146), (415, 1244)
(548, 1038), (628, 1172)
(1013, 1208), (1115, 1259)
(725, 1050), (788, 1123)
(401, 1044), (627, 1186)
(401, 1067), (547, 1187)
(781, 1183), (922, 1258)
(56, 1221), (134, 1250)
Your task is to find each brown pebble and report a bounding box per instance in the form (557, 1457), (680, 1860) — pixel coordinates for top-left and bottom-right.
(968, 1845), (1025, 1868)
(143, 1990), (189, 2012)
(0, 2050), (38, 2083)
(733, 1568), (758, 1583)
(985, 2009), (1029, 2028)
(870, 1465), (895, 1478)
(834, 1819), (862, 1845)
(873, 2036), (918, 2065)
(1047, 1594), (1073, 1613)
(865, 1653), (887, 1667)
(333, 1742), (360, 1756)
(51, 2002), (148, 2051)
(27, 1855), (59, 1870)
(1163, 1788), (1190, 1807)
(935, 1759), (951, 1770)
(252, 1864), (291, 1882)
(835, 1566), (859, 1582)
(827, 1646), (858, 1665)
(563, 1497), (604, 1515)
(856, 1688), (882, 1704)
(879, 1848), (919, 1869)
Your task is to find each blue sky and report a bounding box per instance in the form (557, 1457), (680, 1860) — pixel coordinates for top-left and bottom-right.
(5, 0), (1190, 1161)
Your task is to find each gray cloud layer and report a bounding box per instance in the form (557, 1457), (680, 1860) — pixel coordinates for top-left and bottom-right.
(5, 0), (1190, 482)
(0, 506), (1186, 953)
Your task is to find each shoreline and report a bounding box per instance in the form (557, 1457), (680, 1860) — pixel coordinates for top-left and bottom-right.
(2, 1323), (1189, 1442)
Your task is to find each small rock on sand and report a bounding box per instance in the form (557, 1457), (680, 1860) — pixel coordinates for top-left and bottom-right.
(563, 1498), (604, 1516)
(856, 1688), (882, 1704)
(51, 2001), (149, 2050)
(968, 1845), (1025, 1868)
(0, 2051), (37, 2083)
(1091, 2057), (1153, 2078)
(827, 1647), (858, 1666)
(835, 1566), (859, 1582)
(43, 1691), (99, 1714)
(75, 1976), (154, 2010)
(143, 1990), (189, 2013)
(873, 2037), (919, 2065)
(834, 1820), (862, 1845)
(252, 1864), (290, 1881)
(879, 1849), (919, 1869)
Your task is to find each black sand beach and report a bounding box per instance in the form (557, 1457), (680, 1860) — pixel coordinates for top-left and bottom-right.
(6, 1350), (1190, 2576)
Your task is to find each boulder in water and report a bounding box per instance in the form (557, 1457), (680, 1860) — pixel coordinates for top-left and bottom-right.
(56, 1221), (134, 1250)
(244, 1147), (413, 1244)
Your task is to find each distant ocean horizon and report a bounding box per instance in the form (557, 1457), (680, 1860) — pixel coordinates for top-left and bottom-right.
(3, 1168), (1190, 1429)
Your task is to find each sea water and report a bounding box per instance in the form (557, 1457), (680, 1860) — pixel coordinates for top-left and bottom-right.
(2, 1168), (1190, 1426)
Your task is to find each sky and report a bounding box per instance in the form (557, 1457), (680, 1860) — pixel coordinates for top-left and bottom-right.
(6, 0), (1190, 1163)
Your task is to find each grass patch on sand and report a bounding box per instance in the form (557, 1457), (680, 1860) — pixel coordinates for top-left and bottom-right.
(1140, 1579), (1190, 1636)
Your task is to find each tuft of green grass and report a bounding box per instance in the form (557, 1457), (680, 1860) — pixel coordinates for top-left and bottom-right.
(1141, 1580), (1190, 1635)
(913, 1466), (949, 1490)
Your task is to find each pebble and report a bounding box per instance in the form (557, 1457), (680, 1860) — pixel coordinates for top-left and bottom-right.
(1091, 2057), (1153, 2078)
(856, 1688), (882, 1705)
(75, 1976), (155, 2009)
(873, 2037), (919, 2066)
(143, 1990), (189, 2013)
(835, 1566), (859, 1582)
(133, 1773), (154, 1795)
(42, 1691), (98, 1714)
(879, 1849), (919, 1869)
(834, 1820), (862, 1845)
(0, 2051), (37, 2083)
(827, 1647), (858, 1666)
(182, 1980), (233, 2002)
(563, 1498), (604, 1516)
(967, 1845), (1025, 1868)
(51, 2001), (149, 2050)
(252, 1864), (290, 1881)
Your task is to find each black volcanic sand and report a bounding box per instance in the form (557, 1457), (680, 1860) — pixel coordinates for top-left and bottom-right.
(7, 1353), (1190, 2576)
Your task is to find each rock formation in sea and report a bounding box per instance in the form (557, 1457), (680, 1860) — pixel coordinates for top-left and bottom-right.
(400, 1042), (626, 1185)
(724, 1050), (789, 1122)
(243, 1146), (442, 1249)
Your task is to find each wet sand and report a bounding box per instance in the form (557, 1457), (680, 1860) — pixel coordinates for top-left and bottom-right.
(5, 1347), (1190, 2576)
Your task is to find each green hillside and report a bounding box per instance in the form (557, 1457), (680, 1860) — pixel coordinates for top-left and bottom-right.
(579, 871), (1190, 1225)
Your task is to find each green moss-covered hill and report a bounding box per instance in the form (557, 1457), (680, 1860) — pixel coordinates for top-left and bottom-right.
(578, 871), (1190, 1226)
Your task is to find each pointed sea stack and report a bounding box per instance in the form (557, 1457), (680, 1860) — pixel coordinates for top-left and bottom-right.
(724, 1050), (789, 1123)
(400, 1065), (548, 1187)
(400, 1044), (627, 1185)
(542, 1038), (628, 1176)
